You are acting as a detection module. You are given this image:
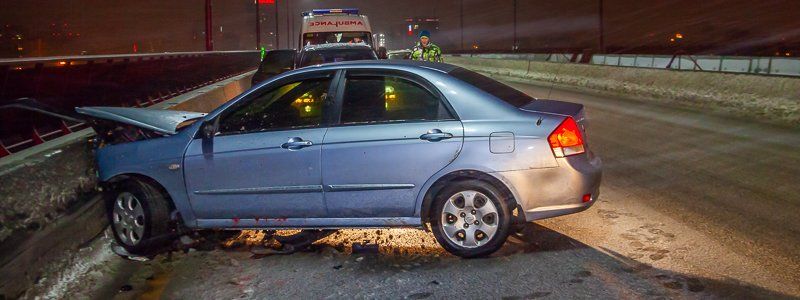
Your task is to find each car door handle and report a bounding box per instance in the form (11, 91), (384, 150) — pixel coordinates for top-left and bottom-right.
(281, 137), (313, 150)
(420, 129), (453, 142)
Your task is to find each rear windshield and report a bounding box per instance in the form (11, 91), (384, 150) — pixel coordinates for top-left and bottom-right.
(448, 68), (534, 107)
(298, 49), (377, 67)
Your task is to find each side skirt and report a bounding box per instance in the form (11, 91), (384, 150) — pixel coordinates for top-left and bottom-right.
(195, 217), (422, 230)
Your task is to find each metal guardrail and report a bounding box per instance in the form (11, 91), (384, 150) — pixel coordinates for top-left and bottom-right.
(0, 51), (260, 158)
(450, 53), (800, 77)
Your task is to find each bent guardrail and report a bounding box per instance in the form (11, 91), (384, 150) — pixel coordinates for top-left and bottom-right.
(0, 50), (260, 158)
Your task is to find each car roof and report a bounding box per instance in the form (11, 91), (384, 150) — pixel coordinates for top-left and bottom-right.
(301, 43), (373, 52)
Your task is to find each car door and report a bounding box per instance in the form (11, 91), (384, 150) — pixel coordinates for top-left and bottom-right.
(321, 69), (463, 218)
(184, 71), (334, 222)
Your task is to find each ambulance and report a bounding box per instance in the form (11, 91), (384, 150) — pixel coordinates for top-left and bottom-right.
(299, 8), (374, 48)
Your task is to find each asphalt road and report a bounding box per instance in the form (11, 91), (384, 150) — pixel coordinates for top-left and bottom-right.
(32, 78), (800, 299)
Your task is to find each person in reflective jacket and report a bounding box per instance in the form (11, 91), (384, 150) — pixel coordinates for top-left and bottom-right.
(410, 30), (443, 62)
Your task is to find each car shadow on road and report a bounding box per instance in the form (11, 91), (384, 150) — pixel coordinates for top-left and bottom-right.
(487, 223), (795, 299)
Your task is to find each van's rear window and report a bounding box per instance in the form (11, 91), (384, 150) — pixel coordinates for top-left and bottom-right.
(448, 68), (534, 107)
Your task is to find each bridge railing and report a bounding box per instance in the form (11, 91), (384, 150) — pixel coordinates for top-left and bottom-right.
(0, 50), (260, 158)
(448, 53), (800, 77)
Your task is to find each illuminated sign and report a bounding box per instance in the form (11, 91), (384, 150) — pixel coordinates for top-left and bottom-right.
(308, 20), (364, 27)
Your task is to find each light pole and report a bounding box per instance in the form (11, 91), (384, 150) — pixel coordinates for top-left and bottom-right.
(460, 0), (464, 51)
(513, 0), (517, 52)
(255, 1), (261, 49)
(599, 0), (605, 53)
(205, 0), (213, 51)
(286, 0), (292, 48)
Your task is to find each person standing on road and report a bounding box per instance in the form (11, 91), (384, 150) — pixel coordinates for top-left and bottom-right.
(410, 30), (443, 62)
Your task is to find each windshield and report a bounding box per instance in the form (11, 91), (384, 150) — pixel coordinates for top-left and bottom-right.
(448, 68), (535, 107)
(298, 49), (377, 67)
(302, 32), (373, 47)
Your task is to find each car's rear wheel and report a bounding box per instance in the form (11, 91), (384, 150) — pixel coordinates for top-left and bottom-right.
(108, 179), (173, 255)
(430, 180), (512, 258)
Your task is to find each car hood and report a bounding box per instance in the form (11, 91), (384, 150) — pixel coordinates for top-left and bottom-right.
(75, 106), (207, 135)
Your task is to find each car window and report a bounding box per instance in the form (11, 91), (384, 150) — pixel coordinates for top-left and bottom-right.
(340, 74), (451, 125)
(448, 67), (534, 107)
(298, 49), (377, 67)
(218, 77), (330, 134)
(256, 50), (296, 77)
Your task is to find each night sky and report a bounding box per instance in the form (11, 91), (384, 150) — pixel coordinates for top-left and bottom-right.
(1, 0), (798, 58)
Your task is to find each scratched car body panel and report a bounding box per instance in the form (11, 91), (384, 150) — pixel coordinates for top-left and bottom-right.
(84, 60), (602, 257)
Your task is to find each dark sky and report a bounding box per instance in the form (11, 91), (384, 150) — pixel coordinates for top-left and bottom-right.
(1, 0), (798, 57)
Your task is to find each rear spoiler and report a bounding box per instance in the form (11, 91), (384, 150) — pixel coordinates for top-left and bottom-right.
(520, 99), (585, 122)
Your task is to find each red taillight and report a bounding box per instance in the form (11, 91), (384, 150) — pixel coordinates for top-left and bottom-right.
(548, 117), (585, 157)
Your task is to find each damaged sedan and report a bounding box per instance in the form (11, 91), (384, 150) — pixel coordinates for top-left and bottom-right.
(79, 60), (602, 258)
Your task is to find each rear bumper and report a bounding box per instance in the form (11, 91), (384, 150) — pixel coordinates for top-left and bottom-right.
(492, 152), (602, 222)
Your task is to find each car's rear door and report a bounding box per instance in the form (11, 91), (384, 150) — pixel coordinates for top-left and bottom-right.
(321, 69), (463, 218)
(184, 71), (334, 223)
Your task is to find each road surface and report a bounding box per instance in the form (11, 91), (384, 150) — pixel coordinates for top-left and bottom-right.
(31, 77), (800, 299)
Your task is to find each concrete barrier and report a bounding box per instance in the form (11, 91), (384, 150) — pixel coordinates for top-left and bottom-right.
(0, 71), (254, 298)
(446, 56), (800, 128)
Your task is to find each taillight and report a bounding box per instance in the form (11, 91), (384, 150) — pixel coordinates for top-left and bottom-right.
(548, 117), (585, 157)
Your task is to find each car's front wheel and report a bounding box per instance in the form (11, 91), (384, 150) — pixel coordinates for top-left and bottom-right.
(108, 179), (173, 256)
(430, 180), (512, 258)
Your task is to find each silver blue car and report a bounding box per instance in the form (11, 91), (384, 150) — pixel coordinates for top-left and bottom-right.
(77, 60), (602, 258)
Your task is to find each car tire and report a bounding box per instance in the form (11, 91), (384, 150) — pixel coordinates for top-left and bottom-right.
(430, 179), (512, 258)
(107, 179), (173, 256)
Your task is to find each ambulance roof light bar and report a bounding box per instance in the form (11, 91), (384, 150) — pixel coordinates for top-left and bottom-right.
(303, 8), (359, 17)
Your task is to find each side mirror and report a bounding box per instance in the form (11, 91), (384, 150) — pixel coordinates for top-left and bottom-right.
(201, 120), (217, 140)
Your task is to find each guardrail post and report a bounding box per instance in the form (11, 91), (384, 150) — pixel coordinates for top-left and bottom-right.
(0, 141), (10, 157)
(60, 120), (72, 135)
(767, 57), (772, 75)
(666, 54), (677, 69)
(526, 58), (532, 75)
(31, 127), (45, 145)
